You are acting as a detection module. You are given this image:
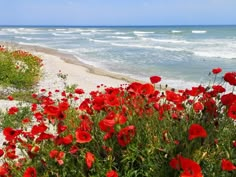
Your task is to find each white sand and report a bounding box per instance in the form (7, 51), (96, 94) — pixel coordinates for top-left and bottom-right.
(35, 51), (129, 93)
(0, 42), (135, 111)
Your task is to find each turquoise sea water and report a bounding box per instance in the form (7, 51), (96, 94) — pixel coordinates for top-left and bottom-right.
(0, 26), (236, 89)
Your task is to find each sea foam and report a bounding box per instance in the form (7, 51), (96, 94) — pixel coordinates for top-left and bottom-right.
(192, 30), (207, 34)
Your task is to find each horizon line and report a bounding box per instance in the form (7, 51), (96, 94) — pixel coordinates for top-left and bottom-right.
(0, 24), (236, 27)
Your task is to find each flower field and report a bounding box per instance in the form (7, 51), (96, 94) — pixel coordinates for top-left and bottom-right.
(0, 48), (236, 176)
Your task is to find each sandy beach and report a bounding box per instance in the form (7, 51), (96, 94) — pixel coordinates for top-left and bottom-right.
(2, 42), (138, 92)
(0, 42), (141, 112)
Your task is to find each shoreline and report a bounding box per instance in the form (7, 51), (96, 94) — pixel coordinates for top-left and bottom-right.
(2, 41), (138, 83)
(1, 41), (143, 94)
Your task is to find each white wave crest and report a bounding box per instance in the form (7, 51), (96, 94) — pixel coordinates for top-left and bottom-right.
(141, 37), (190, 44)
(171, 30), (182, 33)
(55, 29), (66, 31)
(18, 42), (48, 48)
(133, 31), (155, 36)
(114, 32), (126, 35)
(194, 51), (236, 59)
(133, 31), (155, 34)
(15, 36), (33, 40)
(80, 32), (93, 35)
(192, 30), (207, 34)
(2, 28), (41, 34)
(88, 39), (108, 43)
(52, 33), (71, 36)
(109, 36), (134, 40)
(111, 43), (183, 51)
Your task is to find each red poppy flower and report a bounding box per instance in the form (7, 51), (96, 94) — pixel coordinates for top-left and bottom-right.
(69, 145), (79, 154)
(75, 88), (85, 94)
(221, 159), (236, 171)
(79, 98), (92, 114)
(212, 85), (225, 94)
(150, 76), (161, 84)
(221, 93), (236, 106)
(106, 170), (119, 177)
(56, 123), (67, 134)
(23, 167), (37, 177)
(75, 129), (92, 143)
(169, 155), (181, 170)
(116, 114), (127, 124)
(44, 105), (60, 116)
(3, 127), (22, 141)
(79, 119), (93, 132)
(58, 101), (69, 111)
(188, 124), (207, 140)
(8, 106), (18, 115)
(22, 117), (31, 124)
(49, 150), (65, 165)
(56, 134), (73, 145)
(34, 112), (43, 121)
(117, 125), (136, 147)
(193, 102), (204, 113)
(49, 150), (59, 158)
(6, 150), (18, 159)
(31, 103), (37, 112)
(228, 104), (236, 120)
(224, 72), (236, 86)
(99, 118), (116, 132)
(139, 83), (155, 95)
(85, 152), (95, 169)
(0, 149), (4, 157)
(212, 67), (222, 74)
(92, 96), (105, 111)
(35, 132), (55, 142)
(31, 123), (47, 135)
(0, 163), (9, 176)
(181, 162), (203, 177)
(170, 155), (203, 177)
(105, 94), (120, 107)
(127, 82), (143, 94)
(7, 95), (14, 101)
(185, 85), (205, 97)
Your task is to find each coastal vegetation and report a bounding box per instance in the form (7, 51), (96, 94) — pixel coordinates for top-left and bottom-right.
(0, 48), (235, 176)
(0, 45), (42, 101)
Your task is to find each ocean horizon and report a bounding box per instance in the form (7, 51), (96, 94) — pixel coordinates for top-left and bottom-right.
(1, 25), (236, 89)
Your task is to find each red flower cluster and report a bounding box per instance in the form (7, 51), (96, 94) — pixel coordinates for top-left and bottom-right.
(0, 68), (235, 176)
(170, 155), (203, 177)
(49, 150), (65, 165)
(8, 106), (19, 115)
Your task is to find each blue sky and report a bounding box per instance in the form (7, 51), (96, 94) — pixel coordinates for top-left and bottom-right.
(0, 0), (235, 25)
